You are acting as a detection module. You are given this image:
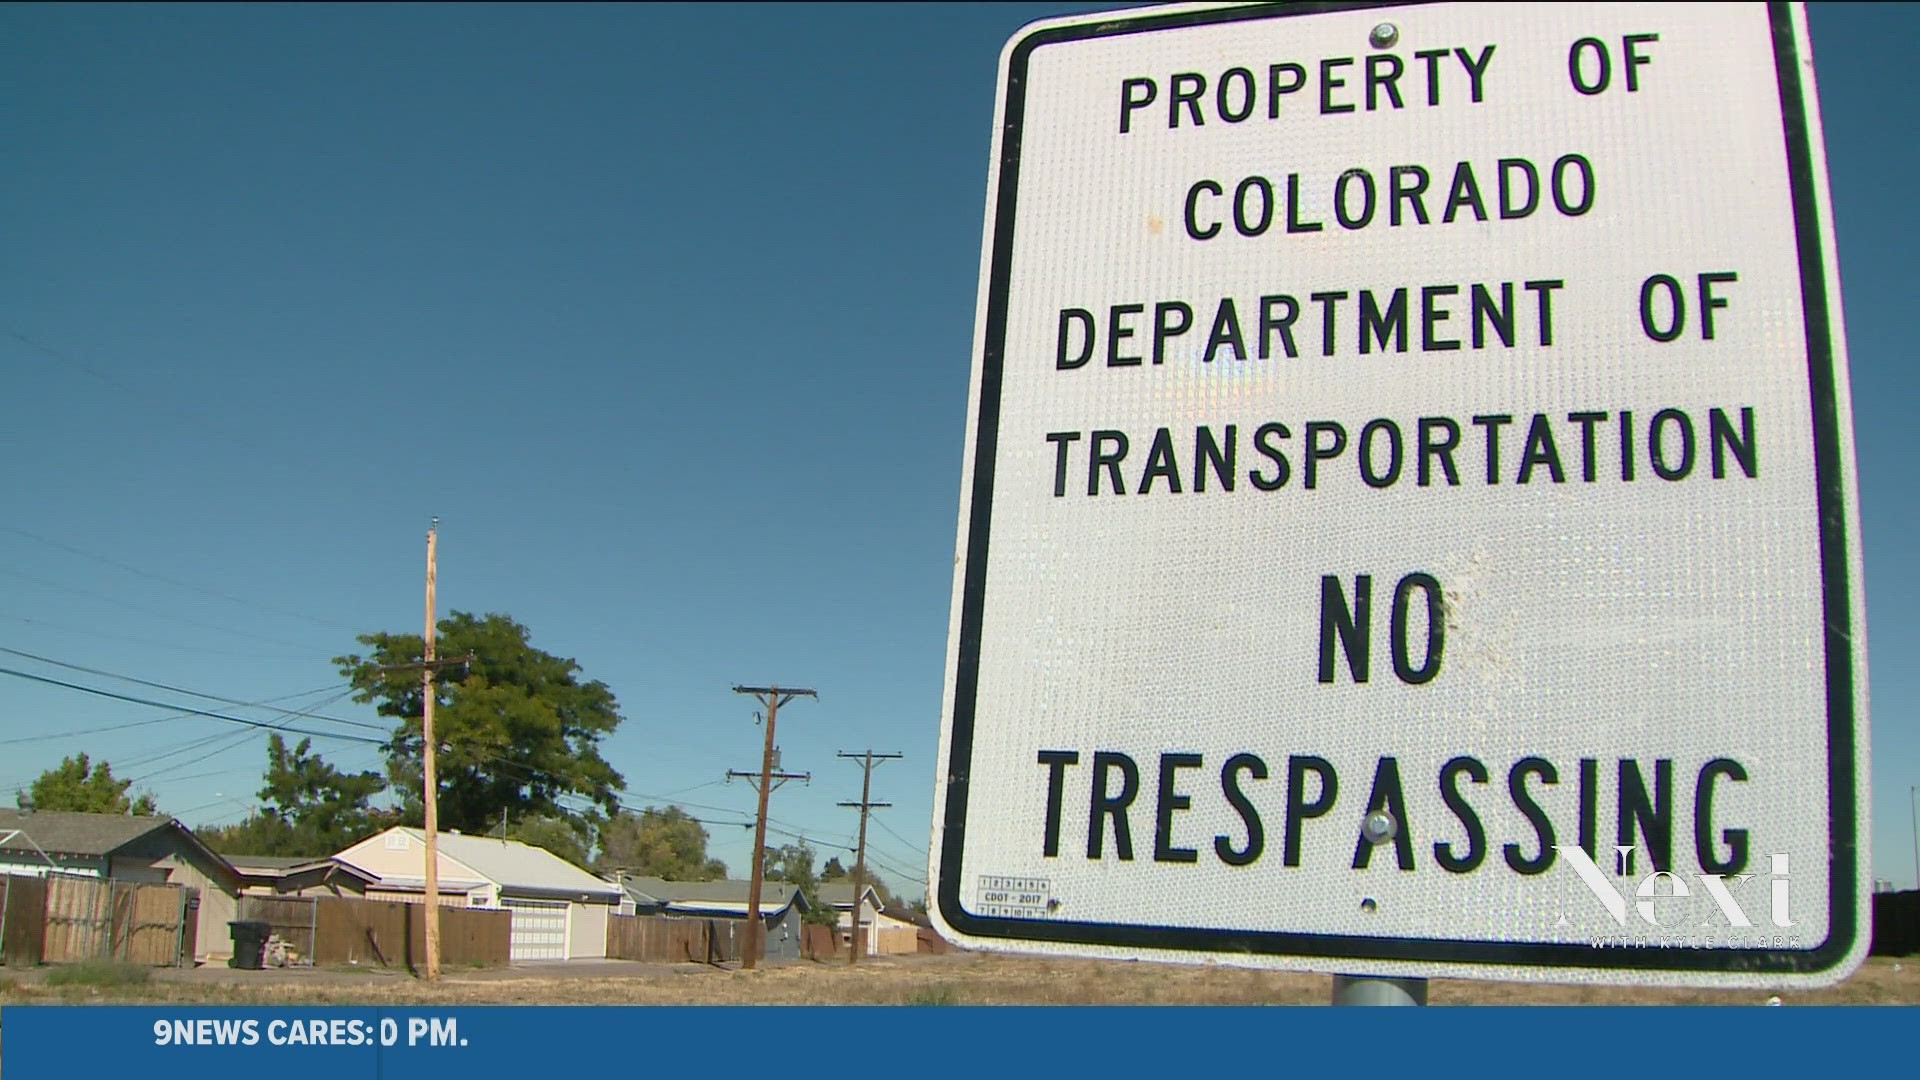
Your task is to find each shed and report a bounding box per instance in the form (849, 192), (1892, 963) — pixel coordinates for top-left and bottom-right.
(0, 809), (243, 963)
(617, 875), (810, 961)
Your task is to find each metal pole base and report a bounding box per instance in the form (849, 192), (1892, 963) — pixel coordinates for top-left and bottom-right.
(1331, 975), (1428, 1006)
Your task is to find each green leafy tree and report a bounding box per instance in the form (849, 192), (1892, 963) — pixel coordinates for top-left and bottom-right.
(764, 840), (837, 926)
(820, 856), (847, 879)
(334, 612), (626, 835)
(595, 806), (729, 879)
(20, 754), (157, 815)
(200, 736), (392, 857)
(510, 814), (592, 868)
(260, 735), (388, 844)
(866, 872), (904, 912)
(197, 814), (300, 858)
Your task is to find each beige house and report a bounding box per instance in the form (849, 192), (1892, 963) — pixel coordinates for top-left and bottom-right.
(332, 826), (622, 961)
(0, 809), (244, 963)
(818, 880), (888, 955)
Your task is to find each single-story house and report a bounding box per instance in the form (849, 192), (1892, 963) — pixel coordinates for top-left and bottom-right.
(616, 874), (809, 960)
(332, 826), (623, 962)
(229, 854), (375, 898)
(818, 879), (887, 955)
(0, 809), (244, 963)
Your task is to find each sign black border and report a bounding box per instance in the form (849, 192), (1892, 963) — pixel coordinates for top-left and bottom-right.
(936, 0), (1861, 976)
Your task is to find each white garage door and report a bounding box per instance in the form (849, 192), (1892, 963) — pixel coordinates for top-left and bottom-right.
(502, 899), (568, 961)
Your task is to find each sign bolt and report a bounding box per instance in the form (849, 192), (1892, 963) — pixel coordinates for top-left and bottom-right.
(1362, 809), (1398, 845)
(1369, 22), (1399, 49)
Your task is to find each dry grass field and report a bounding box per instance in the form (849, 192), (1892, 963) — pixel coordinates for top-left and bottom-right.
(1, 951), (1915, 1007)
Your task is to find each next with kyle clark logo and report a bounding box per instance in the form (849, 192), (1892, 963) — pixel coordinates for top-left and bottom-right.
(1547, 845), (1801, 950)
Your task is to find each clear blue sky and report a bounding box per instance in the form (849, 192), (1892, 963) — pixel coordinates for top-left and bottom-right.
(2, 2), (1915, 900)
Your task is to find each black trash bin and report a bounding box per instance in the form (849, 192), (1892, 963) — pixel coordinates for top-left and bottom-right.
(228, 921), (271, 970)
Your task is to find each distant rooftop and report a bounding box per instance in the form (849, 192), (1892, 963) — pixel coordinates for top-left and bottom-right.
(818, 879), (884, 910)
(618, 875), (804, 909)
(0, 809), (177, 858)
(351, 827), (623, 900)
(223, 854), (326, 871)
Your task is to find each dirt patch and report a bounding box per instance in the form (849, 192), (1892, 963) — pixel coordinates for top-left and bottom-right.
(1, 952), (1913, 1007)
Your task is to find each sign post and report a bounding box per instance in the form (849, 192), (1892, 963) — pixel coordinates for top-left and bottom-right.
(932, 0), (1868, 989)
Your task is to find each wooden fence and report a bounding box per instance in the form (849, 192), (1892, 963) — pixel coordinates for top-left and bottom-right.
(1, 875), (48, 966)
(1, 874), (192, 966)
(798, 924), (915, 960)
(235, 895), (510, 968)
(606, 915), (861, 964)
(604, 914), (742, 964)
(876, 924), (919, 956)
(802, 923), (840, 960)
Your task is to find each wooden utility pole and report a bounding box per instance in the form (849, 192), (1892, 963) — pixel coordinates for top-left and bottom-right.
(364, 523), (470, 984)
(837, 750), (898, 965)
(421, 518), (442, 982)
(728, 685), (815, 969)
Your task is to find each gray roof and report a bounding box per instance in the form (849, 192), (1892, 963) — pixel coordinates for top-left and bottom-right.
(818, 879), (884, 911)
(619, 875), (803, 909)
(224, 854), (324, 871)
(0, 809), (176, 858)
(0, 810), (242, 886)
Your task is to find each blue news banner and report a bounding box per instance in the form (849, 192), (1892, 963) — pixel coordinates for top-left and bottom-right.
(3, 1005), (1915, 1078)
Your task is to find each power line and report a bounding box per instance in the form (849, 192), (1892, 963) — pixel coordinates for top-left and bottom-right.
(171, 795), (259, 819)
(863, 852), (927, 886)
(128, 729), (264, 784)
(2, 327), (137, 392)
(0, 715), (208, 748)
(148, 766), (271, 787)
(551, 791), (755, 834)
(872, 814), (929, 857)
(861, 837), (927, 875)
(0, 568), (327, 652)
(0, 327), (266, 461)
(0, 647), (381, 732)
(0, 667), (388, 745)
(658, 778), (727, 798)
(0, 681), (346, 747)
(0, 726), (253, 799)
(0, 614), (315, 661)
(124, 688), (362, 783)
(0, 683), (364, 794)
(194, 804), (257, 827)
(0, 526), (358, 632)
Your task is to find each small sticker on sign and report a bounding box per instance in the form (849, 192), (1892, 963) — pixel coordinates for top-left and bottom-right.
(977, 875), (1053, 918)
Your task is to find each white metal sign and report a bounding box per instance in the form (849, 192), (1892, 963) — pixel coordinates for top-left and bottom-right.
(930, 0), (1868, 987)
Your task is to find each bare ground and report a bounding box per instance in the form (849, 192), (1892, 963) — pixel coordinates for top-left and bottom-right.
(1, 951), (1915, 1007)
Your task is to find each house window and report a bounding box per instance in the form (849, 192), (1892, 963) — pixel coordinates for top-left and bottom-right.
(384, 833), (409, 850)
